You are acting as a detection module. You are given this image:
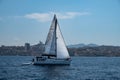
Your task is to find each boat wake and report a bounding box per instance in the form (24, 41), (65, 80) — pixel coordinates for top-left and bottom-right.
(21, 62), (32, 66)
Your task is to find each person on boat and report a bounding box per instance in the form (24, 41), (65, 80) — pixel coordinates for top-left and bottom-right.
(32, 58), (34, 62)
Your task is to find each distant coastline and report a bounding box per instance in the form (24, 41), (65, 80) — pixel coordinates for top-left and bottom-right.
(0, 42), (120, 56)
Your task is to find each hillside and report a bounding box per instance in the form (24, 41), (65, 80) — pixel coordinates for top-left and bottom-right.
(68, 46), (120, 56)
(0, 43), (120, 56)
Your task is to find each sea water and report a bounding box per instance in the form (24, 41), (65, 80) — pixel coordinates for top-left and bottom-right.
(0, 56), (120, 80)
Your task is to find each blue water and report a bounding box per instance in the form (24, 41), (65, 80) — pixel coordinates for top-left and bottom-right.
(0, 56), (120, 80)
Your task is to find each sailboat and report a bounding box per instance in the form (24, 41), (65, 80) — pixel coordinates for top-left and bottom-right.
(33, 15), (71, 65)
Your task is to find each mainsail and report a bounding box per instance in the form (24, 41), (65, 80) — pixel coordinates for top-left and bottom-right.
(45, 15), (70, 58)
(45, 15), (56, 55)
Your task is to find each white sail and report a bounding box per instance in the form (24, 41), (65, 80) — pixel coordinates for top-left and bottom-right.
(56, 23), (70, 58)
(45, 15), (70, 58)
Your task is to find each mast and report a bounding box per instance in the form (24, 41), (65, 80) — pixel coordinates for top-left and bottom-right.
(54, 14), (57, 57)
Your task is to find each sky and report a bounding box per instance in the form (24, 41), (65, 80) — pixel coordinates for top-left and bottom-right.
(0, 0), (120, 46)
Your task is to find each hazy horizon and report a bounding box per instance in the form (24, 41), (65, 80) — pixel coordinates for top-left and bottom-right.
(0, 0), (120, 46)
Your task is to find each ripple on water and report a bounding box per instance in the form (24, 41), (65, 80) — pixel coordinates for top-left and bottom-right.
(0, 56), (120, 80)
(0, 78), (8, 80)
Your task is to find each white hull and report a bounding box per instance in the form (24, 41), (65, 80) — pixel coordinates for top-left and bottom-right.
(33, 57), (71, 65)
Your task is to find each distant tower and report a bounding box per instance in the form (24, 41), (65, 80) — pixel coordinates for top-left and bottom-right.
(39, 41), (45, 51)
(25, 43), (30, 51)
